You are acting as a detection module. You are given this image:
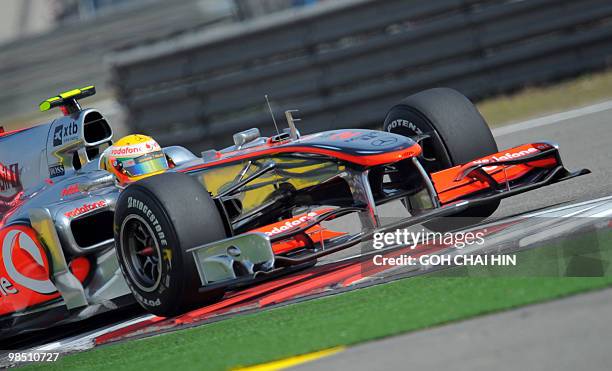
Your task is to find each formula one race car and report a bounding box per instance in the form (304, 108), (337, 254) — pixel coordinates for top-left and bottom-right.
(0, 86), (588, 337)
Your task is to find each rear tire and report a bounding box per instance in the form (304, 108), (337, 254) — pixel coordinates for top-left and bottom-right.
(114, 172), (228, 317)
(383, 88), (500, 229)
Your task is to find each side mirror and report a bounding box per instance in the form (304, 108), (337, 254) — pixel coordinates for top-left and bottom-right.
(233, 128), (261, 149)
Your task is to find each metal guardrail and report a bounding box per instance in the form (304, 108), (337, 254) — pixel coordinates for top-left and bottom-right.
(234, 0), (300, 20)
(0, 0), (233, 123)
(111, 0), (612, 150)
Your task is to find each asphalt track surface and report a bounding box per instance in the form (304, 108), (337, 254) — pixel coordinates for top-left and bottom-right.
(295, 286), (612, 371)
(1, 102), (610, 365)
(490, 104), (611, 218)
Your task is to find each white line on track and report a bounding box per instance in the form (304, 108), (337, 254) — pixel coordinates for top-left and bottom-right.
(334, 195), (612, 264)
(492, 99), (612, 136)
(30, 315), (156, 352)
(520, 195), (612, 218)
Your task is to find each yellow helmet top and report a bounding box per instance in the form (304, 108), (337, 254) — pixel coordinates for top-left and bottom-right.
(100, 134), (168, 183)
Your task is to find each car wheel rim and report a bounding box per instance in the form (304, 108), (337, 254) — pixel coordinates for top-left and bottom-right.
(385, 113), (451, 172)
(120, 215), (162, 293)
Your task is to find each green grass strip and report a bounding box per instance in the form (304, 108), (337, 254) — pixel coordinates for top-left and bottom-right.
(30, 277), (612, 371)
(477, 68), (612, 126)
(26, 229), (612, 371)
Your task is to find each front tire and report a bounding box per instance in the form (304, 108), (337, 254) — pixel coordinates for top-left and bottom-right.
(383, 88), (500, 229)
(114, 172), (228, 317)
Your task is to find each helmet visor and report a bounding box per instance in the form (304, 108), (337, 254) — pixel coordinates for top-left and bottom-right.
(119, 151), (168, 177)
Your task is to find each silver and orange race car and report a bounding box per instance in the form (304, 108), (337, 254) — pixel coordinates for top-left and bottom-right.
(0, 86), (588, 338)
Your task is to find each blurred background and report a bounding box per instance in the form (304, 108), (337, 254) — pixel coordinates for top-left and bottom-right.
(1, 0), (611, 151)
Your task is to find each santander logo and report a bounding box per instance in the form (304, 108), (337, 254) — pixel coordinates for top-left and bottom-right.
(1, 227), (56, 294)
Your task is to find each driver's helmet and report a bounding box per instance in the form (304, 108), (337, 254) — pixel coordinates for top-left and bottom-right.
(99, 134), (168, 184)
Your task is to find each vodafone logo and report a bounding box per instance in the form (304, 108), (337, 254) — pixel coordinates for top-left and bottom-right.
(261, 212), (318, 237)
(1, 227), (56, 295)
(472, 147), (540, 171)
(110, 146), (143, 156)
(0, 162), (22, 211)
(110, 141), (160, 157)
(0, 162), (20, 192)
(64, 200), (107, 218)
